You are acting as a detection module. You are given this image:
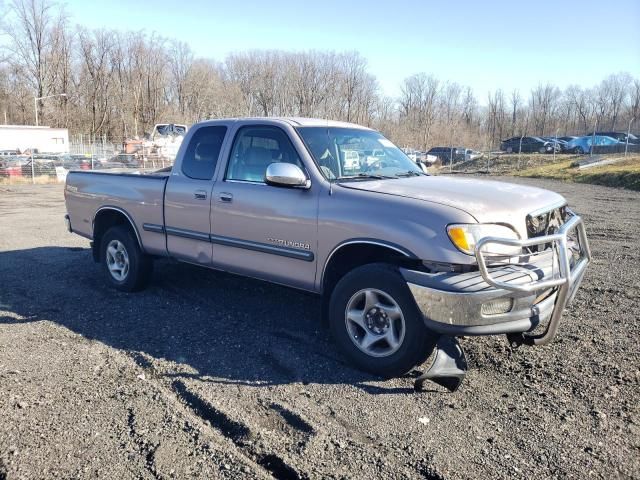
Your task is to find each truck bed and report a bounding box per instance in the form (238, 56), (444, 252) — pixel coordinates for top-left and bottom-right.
(65, 170), (169, 255)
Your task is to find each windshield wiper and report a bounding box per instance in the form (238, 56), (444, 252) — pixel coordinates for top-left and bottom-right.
(394, 170), (428, 177)
(336, 173), (396, 181)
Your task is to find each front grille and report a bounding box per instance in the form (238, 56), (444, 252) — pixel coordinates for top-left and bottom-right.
(526, 205), (567, 252)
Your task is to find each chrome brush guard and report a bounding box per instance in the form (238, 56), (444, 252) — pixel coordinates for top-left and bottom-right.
(475, 212), (591, 345)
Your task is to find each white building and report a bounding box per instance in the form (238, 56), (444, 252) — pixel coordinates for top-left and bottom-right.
(0, 125), (69, 154)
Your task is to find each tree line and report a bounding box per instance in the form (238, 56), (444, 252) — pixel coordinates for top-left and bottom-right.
(1, 0), (638, 150)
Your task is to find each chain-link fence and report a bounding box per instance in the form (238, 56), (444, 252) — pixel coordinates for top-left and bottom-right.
(0, 136), (178, 184)
(413, 131), (640, 175)
(2, 129), (639, 184)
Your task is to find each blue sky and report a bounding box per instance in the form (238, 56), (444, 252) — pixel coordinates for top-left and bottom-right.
(63, 0), (639, 99)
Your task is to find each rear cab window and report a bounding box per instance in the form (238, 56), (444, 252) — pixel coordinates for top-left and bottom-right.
(181, 126), (227, 180)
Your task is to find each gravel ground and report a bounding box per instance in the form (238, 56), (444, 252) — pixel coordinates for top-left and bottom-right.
(0, 178), (638, 479)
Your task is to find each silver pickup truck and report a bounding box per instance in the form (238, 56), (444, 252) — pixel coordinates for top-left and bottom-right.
(65, 117), (591, 391)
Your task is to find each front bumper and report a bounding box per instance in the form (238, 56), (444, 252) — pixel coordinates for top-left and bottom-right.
(402, 213), (591, 344)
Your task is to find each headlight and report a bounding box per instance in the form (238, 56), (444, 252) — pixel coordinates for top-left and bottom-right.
(447, 224), (521, 256)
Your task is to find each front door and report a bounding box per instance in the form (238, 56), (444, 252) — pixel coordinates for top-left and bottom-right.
(210, 125), (319, 290)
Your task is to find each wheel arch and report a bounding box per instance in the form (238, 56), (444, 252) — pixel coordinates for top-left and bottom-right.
(321, 239), (419, 297)
(92, 206), (143, 262)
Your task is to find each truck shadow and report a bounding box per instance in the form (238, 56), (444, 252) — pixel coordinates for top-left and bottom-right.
(0, 246), (418, 394)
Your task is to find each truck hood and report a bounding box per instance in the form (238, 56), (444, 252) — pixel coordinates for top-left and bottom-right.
(338, 176), (566, 237)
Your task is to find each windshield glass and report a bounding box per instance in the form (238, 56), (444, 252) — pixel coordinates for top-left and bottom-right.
(296, 127), (423, 180)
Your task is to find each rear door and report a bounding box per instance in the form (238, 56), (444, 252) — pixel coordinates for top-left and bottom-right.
(210, 123), (319, 290)
(163, 125), (228, 264)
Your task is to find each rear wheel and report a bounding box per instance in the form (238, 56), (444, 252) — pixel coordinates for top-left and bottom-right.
(100, 225), (152, 292)
(574, 146), (584, 154)
(329, 263), (438, 378)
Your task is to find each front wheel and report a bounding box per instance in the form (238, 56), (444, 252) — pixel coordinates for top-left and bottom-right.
(329, 263), (438, 378)
(100, 225), (153, 292)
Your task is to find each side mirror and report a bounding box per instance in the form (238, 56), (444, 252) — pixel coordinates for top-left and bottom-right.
(265, 163), (310, 189)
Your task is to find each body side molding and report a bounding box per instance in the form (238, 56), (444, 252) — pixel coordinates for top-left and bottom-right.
(151, 224), (315, 262)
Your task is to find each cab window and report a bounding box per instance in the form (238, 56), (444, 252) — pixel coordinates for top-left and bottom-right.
(226, 126), (303, 183)
(181, 126), (227, 180)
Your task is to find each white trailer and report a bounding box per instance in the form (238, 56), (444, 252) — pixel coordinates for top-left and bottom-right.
(0, 125), (70, 154)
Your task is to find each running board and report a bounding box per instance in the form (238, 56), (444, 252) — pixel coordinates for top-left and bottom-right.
(414, 336), (467, 392)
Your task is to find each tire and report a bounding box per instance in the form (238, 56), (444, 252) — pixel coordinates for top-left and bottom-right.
(329, 263), (438, 378)
(574, 146), (584, 154)
(100, 225), (152, 292)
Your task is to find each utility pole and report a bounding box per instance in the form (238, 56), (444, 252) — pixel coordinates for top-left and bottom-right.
(590, 118), (597, 158)
(518, 135), (524, 170)
(30, 149), (35, 184)
(626, 117), (635, 157)
(34, 93), (67, 126)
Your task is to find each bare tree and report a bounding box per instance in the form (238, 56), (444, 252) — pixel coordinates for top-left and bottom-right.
(338, 51), (365, 122)
(461, 86), (476, 127)
(167, 40), (193, 117)
(3, 0), (65, 124)
(628, 79), (640, 124)
(77, 28), (114, 135)
(487, 89), (506, 148)
(399, 73), (440, 149)
(601, 73), (631, 129)
(530, 83), (560, 136)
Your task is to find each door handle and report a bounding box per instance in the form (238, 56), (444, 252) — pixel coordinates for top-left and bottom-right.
(194, 190), (207, 200)
(218, 192), (233, 203)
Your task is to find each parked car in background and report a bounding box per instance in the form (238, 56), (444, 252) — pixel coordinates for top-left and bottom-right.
(427, 147), (464, 163)
(565, 135), (621, 154)
(0, 156), (24, 178)
(540, 137), (570, 152)
(63, 155), (92, 170)
(594, 131), (640, 144)
(111, 154), (139, 167)
(426, 147), (484, 163)
(422, 152), (439, 165)
(464, 149), (483, 161)
(402, 148), (419, 162)
(21, 158), (57, 177)
(408, 151), (439, 166)
(500, 136), (560, 154)
(0, 149), (20, 157)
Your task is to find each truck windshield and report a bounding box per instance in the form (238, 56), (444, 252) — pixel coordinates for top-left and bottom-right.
(296, 126), (423, 180)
